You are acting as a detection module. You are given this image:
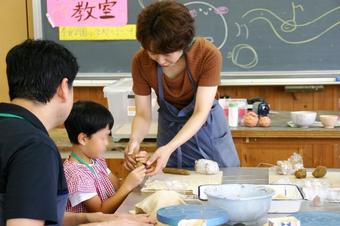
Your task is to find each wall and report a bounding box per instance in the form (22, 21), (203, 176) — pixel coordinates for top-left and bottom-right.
(4, 0), (338, 111)
(0, 0), (32, 102)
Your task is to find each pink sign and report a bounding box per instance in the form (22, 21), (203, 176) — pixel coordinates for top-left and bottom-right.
(46, 0), (128, 27)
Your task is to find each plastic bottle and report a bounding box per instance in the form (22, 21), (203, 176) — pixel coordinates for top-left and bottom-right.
(228, 102), (238, 127)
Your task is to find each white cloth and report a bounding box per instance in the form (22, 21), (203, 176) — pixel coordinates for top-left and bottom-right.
(135, 190), (185, 220)
(68, 192), (97, 207)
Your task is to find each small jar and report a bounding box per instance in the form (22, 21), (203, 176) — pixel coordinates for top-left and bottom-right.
(228, 102), (238, 127)
(127, 94), (136, 119)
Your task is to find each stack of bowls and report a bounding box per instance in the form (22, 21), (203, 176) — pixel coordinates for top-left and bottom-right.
(204, 184), (275, 225)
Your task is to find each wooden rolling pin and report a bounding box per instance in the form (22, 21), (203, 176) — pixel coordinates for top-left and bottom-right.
(162, 167), (191, 175)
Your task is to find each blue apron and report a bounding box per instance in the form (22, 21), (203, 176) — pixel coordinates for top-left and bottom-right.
(156, 64), (240, 168)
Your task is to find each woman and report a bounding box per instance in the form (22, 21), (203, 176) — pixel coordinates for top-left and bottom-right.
(124, 0), (240, 175)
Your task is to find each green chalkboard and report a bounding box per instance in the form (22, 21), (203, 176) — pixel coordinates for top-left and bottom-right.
(37, 0), (340, 76)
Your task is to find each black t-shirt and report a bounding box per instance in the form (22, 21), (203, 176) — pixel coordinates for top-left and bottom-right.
(0, 103), (68, 225)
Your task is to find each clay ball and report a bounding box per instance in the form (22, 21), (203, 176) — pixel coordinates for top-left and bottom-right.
(258, 116), (271, 127)
(244, 111), (259, 127)
(312, 165), (327, 178)
(295, 168), (307, 179)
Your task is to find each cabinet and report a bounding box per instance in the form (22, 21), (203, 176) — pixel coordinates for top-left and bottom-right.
(234, 137), (340, 168)
(106, 159), (129, 179)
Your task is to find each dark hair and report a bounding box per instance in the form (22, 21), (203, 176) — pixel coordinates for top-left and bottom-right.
(6, 39), (79, 103)
(64, 101), (114, 144)
(136, 0), (195, 54)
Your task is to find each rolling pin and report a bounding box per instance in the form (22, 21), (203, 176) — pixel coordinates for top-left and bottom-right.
(162, 167), (191, 175)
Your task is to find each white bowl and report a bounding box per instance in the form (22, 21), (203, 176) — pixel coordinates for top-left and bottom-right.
(204, 184), (275, 224)
(291, 111), (317, 128)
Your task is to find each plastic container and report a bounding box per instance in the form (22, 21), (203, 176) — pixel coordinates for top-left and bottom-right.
(103, 78), (158, 141)
(218, 97), (229, 117)
(219, 98), (248, 125)
(228, 102), (238, 127)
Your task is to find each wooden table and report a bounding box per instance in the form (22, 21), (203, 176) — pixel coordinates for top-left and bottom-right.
(116, 167), (340, 226)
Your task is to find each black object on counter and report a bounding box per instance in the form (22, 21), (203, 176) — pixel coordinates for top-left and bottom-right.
(253, 101), (270, 116)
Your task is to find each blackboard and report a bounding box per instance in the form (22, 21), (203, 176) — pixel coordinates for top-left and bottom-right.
(37, 0), (340, 77)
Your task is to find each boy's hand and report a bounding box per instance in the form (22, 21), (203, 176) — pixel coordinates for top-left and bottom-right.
(124, 140), (140, 171)
(134, 151), (155, 174)
(123, 165), (146, 191)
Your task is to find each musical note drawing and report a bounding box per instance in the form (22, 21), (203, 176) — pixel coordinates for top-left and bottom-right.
(185, 1), (228, 49)
(227, 44), (258, 69)
(242, 2), (340, 44)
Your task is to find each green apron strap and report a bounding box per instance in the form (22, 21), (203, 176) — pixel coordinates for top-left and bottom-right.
(70, 151), (97, 177)
(0, 113), (24, 120)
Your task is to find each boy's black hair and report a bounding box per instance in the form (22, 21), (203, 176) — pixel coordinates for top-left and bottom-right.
(64, 101), (114, 144)
(6, 39), (79, 103)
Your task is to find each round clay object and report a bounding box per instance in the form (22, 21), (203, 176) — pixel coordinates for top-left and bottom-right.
(244, 111), (259, 127)
(258, 116), (271, 127)
(312, 165), (327, 178)
(295, 168), (307, 179)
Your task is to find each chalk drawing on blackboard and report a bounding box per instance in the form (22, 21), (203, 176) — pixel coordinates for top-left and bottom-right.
(214, 6), (229, 15)
(242, 2), (340, 44)
(137, 0), (157, 9)
(235, 22), (249, 39)
(137, 0), (229, 16)
(227, 44), (258, 69)
(184, 1), (228, 49)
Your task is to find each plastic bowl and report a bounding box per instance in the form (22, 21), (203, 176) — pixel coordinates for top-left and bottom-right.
(291, 111), (317, 128)
(204, 184), (275, 224)
(319, 115), (338, 128)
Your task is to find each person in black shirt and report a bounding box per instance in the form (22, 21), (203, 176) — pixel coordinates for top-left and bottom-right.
(0, 40), (155, 226)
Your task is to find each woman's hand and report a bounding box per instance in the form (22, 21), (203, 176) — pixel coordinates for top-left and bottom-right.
(134, 151), (149, 164)
(124, 140), (140, 171)
(146, 145), (174, 176)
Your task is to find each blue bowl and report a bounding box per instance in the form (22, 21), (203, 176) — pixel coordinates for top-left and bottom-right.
(157, 204), (229, 226)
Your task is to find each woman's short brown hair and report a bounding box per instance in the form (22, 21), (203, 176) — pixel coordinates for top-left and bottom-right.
(136, 0), (195, 54)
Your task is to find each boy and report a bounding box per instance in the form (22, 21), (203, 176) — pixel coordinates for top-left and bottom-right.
(64, 101), (147, 213)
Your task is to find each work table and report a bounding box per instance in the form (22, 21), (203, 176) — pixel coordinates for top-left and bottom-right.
(116, 167), (340, 226)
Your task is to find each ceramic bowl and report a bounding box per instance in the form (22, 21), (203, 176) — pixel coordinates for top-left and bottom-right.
(204, 184), (275, 224)
(319, 115), (338, 128)
(291, 111), (317, 128)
